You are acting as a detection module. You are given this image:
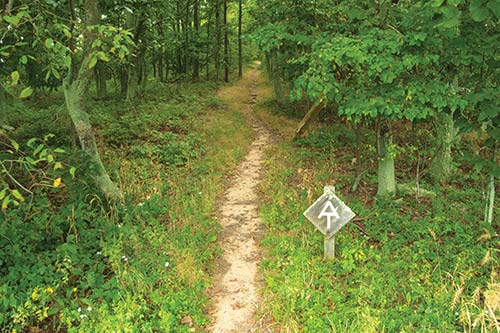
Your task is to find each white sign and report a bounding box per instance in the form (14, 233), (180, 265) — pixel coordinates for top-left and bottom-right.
(303, 186), (355, 238)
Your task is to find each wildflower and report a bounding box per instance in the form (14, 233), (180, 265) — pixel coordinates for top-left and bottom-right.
(44, 287), (54, 294)
(137, 202), (144, 207)
(96, 251), (102, 256)
(121, 255), (128, 262)
(80, 314), (87, 319)
(87, 306), (92, 312)
(77, 307), (82, 313)
(164, 262), (170, 269)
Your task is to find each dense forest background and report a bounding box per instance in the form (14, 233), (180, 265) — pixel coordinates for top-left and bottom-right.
(1, 0), (499, 332)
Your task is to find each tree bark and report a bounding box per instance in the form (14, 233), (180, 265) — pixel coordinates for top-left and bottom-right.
(429, 112), (457, 183)
(377, 119), (396, 196)
(215, 0), (221, 81)
(206, 7), (211, 80)
(223, 0), (229, 82)
(94, 61), (107, 99)
(184, 0), (190, 74)
(192, 0), (200, 81)
(293, 101), (324, 140)
(64, 0), (120, 200)
(238, 0), (243, 79)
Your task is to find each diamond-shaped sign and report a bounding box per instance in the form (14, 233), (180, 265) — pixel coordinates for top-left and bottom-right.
(304, 186), (355, 238)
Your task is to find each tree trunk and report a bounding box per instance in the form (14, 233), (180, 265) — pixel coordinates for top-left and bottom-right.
(238, 0), (243, 79)
(176, 1), (183, 74)
(223, 0), (229, 82)
(120, 66), (129, 99)
(64, 82), (119, 199)
(192, 0), (200, 81)
(206, 8), (211, 80)
(62, 0), (120, 199)
(429, 112), (457, 183)
(293, 101), (324, 140)
(159, 56), (164, 82)
(94, 61), (107, 99)
(0, 87), (7, 126)
(377, 119), (396, 196)
(215, 0), (221, 81)
(184, 0), (190, 74)
(486, 174), (495, 224)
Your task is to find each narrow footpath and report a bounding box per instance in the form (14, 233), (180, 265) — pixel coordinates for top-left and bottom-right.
(208, 67), (272, 332)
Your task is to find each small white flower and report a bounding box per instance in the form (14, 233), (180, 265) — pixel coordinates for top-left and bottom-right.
(164, 262), (170, 269)
(87, 306), (92, 312)
(198, 192), (202, 195)
(101, 14), (107, 19)
(80, 314), (87, 319)
(137, 202), (144, 207)
(118, 224), (123, 228)
(455, 312), (459, 316)
(77, 307), (82, 313)
(121, 255), (128, 262)
(96, 251), (102, 256)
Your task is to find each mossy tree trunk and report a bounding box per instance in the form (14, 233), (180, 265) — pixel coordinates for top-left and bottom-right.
(94, 61), (107, 99)
(377, 118), (396, 196)
(65, 0), (120, 200)
(429, 112), (458, 183)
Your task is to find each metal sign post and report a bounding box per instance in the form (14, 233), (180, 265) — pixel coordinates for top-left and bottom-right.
(303, 186), (355, 260)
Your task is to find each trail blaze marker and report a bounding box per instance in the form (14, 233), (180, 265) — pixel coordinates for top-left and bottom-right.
(303, 186), (355, 259)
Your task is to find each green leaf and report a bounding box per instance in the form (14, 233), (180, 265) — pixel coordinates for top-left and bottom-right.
(0, 189), (7, 201)
(64, 55), (72, 67)
(487, 1), (500, 18)
(45, 38), (54, 49)
(10, 71), (20, 86)
(88, 56), (98, 69)
(69, 167), (76, 178)
(20, 55), (28, 64)
(10, 140), (19, 151)
(11, 189), (24, 202)
(470, 0), (490, 21)
(3, 15), (20, 26)
(19, 87), (33, 99)
(1, 195), (10, 211)
(54, 162), (63, 170)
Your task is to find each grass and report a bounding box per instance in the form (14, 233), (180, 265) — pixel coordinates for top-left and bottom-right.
(255, 72), (500, 332)
(0, 78), (253, 332)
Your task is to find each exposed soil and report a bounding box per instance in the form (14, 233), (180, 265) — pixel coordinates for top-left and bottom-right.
(207, 68), (272, 332)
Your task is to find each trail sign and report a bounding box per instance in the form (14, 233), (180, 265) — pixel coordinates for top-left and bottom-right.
(303, 186), (355, 259)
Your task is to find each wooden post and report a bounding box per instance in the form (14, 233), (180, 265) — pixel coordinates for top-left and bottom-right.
(324, 185), (336, 260)
(324, 235), (335, 260)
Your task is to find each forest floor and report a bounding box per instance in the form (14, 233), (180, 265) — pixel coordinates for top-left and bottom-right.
(208, 66), (272, 332)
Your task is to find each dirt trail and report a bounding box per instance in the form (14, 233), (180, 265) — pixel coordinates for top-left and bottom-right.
(208, 68), (271, 332)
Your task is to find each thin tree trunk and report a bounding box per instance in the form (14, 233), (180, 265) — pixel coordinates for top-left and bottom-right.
(206, 8), (211, 80)
(215, 0), (221, 81)
(238, 0), (243, 79)
(159, 55), (164, 82)
(223, 0), (229, 82)
(184, 0), (190, 74)
(377, 118), (396, 196)
(176, 1), (183, 74)
(94, 61), (107, 99)
(192, 0), (200, 81)
(293, 101), (324, 140)
(486, 148), (497, 224)
(120, 66), (128, 99)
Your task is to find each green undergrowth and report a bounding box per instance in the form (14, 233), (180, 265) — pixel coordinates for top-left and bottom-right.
(0, 81), (253, 332)
(257, 110), (499, 331)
